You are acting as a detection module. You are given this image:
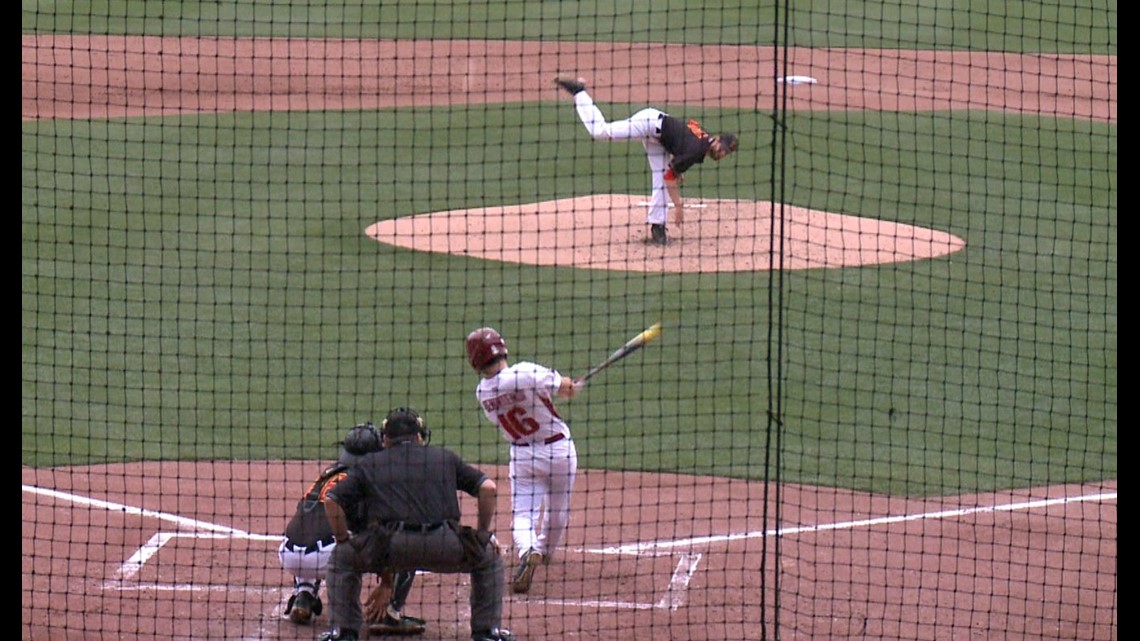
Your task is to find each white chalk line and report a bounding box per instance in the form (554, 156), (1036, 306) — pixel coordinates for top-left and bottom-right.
(656, 553), (701, 610)
(24, 481), (707, 620)
(102, 581), (284, 595)
(587, 491), (1118, 555)
(23, 484), (254, 536)
(25, 484), (1117, 635)
(110, 531), (281, 581)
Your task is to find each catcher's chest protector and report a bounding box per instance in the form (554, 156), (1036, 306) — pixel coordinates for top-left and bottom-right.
(284, 464), (347, 546)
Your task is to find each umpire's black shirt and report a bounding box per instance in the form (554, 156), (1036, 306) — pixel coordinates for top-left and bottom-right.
(327, 441), (488, 526)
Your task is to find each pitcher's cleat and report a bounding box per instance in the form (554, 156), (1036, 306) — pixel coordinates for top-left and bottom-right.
(554, 77), (587, 96)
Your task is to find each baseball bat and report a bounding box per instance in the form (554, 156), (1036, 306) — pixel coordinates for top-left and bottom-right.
(580, 322), (663, 383)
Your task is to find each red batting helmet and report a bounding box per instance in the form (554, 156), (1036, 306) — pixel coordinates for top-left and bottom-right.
(466, 327), (508, 370)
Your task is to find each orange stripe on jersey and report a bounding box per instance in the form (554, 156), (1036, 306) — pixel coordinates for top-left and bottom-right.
(301, 471), (348, 501)
(687, 119), (708, 138)
(317, 472), (348, 501)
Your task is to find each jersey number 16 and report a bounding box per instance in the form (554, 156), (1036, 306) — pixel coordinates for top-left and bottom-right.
(496, 407), (539, 440)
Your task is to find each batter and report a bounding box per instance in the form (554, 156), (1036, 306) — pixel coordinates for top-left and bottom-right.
(465, 327), (584, 594)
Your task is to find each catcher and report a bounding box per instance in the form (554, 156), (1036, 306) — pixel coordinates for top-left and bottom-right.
(279, 422), (427, 635)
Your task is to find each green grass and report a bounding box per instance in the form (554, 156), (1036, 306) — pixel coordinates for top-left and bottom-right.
(22, 103), (1116, 495)
(22, 0), (1116, 52)
(21, 0), (1117, 496)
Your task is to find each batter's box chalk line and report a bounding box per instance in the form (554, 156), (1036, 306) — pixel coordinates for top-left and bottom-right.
(778, 75), (818, 85)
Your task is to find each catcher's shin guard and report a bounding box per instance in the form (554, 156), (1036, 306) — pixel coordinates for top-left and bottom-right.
(287, 590), (319, 624)
(390, 570), (416, 609)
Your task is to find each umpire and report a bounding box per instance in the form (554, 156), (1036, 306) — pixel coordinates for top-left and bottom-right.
(318, 407), (516, 641)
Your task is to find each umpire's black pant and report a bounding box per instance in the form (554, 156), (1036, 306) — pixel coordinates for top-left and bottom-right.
(326, 524), (505, 636)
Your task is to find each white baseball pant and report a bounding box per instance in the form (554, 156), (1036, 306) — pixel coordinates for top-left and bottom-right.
(572, 91), (671, 226)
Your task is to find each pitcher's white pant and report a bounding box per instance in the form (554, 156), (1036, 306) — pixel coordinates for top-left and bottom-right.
(573, 92), (671, 226)
(508, 437), (578, 559)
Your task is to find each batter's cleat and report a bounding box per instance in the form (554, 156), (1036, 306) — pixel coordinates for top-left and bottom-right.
(472, 628), (517, 641)
(368, 606), (428, 636)
(554, 76), (586, 95)
(510, 549), (543, 593)
(287, 590), (319, 624)
(650, 224), (668, 245)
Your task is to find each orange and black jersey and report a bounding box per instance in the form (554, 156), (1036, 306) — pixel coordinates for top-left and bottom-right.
(283, 463), (351, 548)
(659, 116), (712, 181)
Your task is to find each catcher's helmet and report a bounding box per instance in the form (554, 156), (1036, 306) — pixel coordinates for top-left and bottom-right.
(466, 327), (508, 371)
(338, 422), (383, 465)
(382, 407), (431, 444)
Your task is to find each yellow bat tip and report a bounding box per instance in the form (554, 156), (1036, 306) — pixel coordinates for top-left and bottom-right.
(645, 322), (663, 341)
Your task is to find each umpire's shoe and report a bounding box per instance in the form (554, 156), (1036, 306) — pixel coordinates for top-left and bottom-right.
(472, 628), (517, 641)
(317, 627), (359, 641)
(650, 224), (668, 245)
(510, 548), (543, 593)
(369, 605), (427, 636)
(554, 76), (587, 96)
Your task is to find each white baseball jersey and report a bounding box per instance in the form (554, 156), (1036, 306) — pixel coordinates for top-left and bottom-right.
(475, 361), (571, 445)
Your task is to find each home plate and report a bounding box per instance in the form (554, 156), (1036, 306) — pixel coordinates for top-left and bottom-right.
(778, 75), (818, 85)
(637, 201), (707, 208)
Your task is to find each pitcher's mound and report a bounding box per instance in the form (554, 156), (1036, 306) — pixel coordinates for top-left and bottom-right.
(365, 194), (965, 273)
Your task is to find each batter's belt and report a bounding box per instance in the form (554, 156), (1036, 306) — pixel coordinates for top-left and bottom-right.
(511, 433), (567, 447)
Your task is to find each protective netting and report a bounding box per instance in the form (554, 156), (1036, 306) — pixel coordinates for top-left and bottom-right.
(23, 3), (1115, 640)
